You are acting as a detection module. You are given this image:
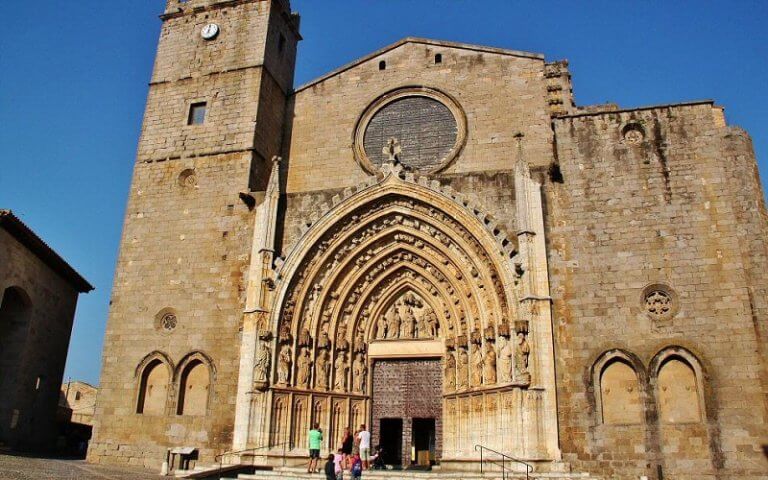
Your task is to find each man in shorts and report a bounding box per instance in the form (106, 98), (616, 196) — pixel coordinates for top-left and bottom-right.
(357, 424), (371, 470)
(308, 423), (323, 473)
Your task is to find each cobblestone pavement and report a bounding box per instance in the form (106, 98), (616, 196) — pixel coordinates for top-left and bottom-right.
(0, 453), (163, 480)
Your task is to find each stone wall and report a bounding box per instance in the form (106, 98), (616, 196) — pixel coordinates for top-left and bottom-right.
(89, 0), (298, 468)
(0, 229), (80, 450)
(283, 40), (553, 194)
(546, 102), (768, 479)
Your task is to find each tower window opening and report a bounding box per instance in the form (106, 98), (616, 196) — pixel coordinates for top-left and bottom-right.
(435, 53), (442, 64)
(188, 102), (207, 125)
(278, 34), (286, 53)
(379, 60), (386, 71)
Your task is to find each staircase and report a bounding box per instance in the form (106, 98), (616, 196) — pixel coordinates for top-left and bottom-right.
(222, 466), (603, 480)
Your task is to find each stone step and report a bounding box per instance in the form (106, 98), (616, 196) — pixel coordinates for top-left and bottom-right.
(229, 466), (601, 480)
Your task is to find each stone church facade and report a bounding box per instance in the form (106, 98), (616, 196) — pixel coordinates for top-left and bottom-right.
(89, 1), (768, 478)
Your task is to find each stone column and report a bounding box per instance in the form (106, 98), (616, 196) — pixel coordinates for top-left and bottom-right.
(233, 157), (282, 451)
(514, 137), (561, 460)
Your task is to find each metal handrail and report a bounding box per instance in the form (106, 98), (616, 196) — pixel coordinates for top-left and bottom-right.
(215, 441), (289, 471)
(474, 444), (533, 480)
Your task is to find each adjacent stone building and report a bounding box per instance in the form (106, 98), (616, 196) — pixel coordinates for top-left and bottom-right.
(0, 210), (93, 450)
(89, 1), (768, 478)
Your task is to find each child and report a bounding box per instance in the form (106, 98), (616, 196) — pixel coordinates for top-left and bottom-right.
(324, 454), (336, 480)
(350, 453), (363, 479)
(333, 448), (345, 480)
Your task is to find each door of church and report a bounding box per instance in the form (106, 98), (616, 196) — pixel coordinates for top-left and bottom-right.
(371, 359), (442, 467)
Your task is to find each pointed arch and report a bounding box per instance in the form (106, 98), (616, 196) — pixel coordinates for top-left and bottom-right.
(135, 351), (173, 415)
(650, 346), (706, 424)
(175, 351), (215, 416)
(271, 173), (522, 366)
(0, 286), (33, 391)
(591, 349), (646, 425)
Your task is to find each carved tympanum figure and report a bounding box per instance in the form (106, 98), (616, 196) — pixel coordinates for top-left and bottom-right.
(483, 342), (497, 385)
(457, 347), (469, 389)
(424, 307), (439, 337)
(401, 306), (416, 338)
(352, 354), (367, 393)
(497, 336), (513, 383)
(296, 347), (312, 388)
(471, 345), (483, 387)
(315, 349), (330, 390)
(444, 350), (457, 391)
(334, 352), (348, 392)
(277, 345), (292, 385)
(387, 304), (402, 339)
(253, 342), (271, 384)
(354, 326), (366, 353)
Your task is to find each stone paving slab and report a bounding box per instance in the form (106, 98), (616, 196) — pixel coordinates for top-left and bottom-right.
(0, 453), (163, 480)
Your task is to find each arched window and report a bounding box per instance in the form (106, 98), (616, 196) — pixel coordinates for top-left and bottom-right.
(137, 359), (169, 415)
(651, 348), (705, 424)
(598, 358), (643, 425)
(177, 359), (210, 416)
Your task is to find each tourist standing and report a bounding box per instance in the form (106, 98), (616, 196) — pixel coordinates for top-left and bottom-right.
(308, 423), (323, 473)
(357, 424), (371, 470)
(341, 426), (353, 468)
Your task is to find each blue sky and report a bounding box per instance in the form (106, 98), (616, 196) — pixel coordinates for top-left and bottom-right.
(1, 1), (766, 385)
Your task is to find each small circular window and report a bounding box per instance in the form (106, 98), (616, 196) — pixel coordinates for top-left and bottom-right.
(154, 308), (179, 334)
(354, 87), (466, 174)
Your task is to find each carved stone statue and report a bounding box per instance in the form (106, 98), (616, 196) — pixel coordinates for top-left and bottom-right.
(253, 341), (271, 385)
(515, 332), (531, 379)
(354, 327), (366, 353)
(296, 347), (312, 388)
(376, 314), (387, 339)
(315, 349), (330, 390)
(444, 350), (457, 391)
(483, 342), (497, 385)
(279, 322), (291, 343)
(298, 328), (312, 348)
(425, 307), (439, 338)
(387, 304), (402, 339)
(497, 335), (513, 383)
(457, 347), (469, 390)
(334, 352), (348, 392)
(352, 354), (367, 393)
(277, 345), (292, 385)
(401, 306), (416, 338)
(336, 324), (349, 350)
(318, 322), (331, 349)
(471, 345), (483, 387)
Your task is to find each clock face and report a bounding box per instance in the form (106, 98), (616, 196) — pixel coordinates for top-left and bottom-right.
(201, 23), (219, 40)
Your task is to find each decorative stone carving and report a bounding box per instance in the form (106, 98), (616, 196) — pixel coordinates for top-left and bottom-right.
(318, 322), (331, 349)
(515, 332), (531, 384)
(253, 342), (271, 390)
(336, 324), (349, 351)
(386, 304), (401, 339)
(483, 342), (497, 385)
(279, 321), (292, 343)
(296, 347), (312, 388)
(401, 306), (416, 338)
(277, 345), (292, 386)
(457, 347), (469, 390)
(161, 313), (177, 332)
(352, 353), (367, 394)
(497, 335), (513, 384)
(376, 314), (387, 340)
(622, 123), (645, 145)
(353, 326), (366, 353)
(315, 349), (330, 390)
(298, 328), (312, 348)
(642, 284), (678, 323)
(424, 307), (439, 337)
(471, 345), (483, 387)
(444, 350), (457, 391)
(334, 352), (348, 392)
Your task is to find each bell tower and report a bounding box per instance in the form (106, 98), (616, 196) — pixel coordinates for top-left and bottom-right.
(89, 0), (300, 467)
